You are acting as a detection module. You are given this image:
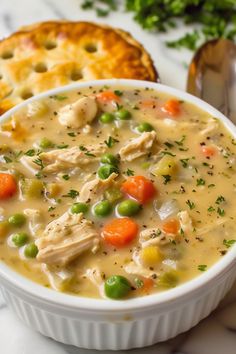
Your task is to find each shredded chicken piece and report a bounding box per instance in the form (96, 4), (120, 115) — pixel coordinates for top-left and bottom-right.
(41, 264), (74, 291)
(177, 210), (194, 236)
(36, 212), (100, 266)
(196, 218), (228, 236)
(119, 131), (156, 162)
(84, 267), (105, 298)
(19, 155), (40, 175)
(38, 144), (105, 173)
(139, 228), (177, 248)
(200, 119), (219, 136)
(58, 96), (98, 128)
(23, 209), (43, 237)
(78, 172), (118, 203)
(124, 261), (158, 279)
(0, 207), (5, 221)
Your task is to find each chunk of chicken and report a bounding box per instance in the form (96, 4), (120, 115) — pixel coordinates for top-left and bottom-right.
(84, 267), (105, 298)
(58, 97), (98, 128)
(200, 118), (219, 136)
(119, 131), (156, 162)
(41, 264), (74, 291)
(23, 209), (43, 237)
(38, 144), (105, 173)
(19, 155), (40, 175)
(139, 228), (177, 248)
(124, 261), (158, 279)
(177, 210), (193, 236)
(78, 172), (118, 203)
(36, 212), (99, 266)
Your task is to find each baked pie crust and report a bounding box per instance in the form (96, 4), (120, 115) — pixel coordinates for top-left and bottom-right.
(0, 21), (158, 114)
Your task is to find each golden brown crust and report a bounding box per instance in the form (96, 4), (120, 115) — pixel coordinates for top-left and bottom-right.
(0, 21), (158, 115)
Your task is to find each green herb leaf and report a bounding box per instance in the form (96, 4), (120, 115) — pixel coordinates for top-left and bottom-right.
(223, 239), (236, 248)
(62, 189), (79, 199)
(162, 174), (171, 184)
(186, 199), (195, 210)
(125, 168), (134, 176)
(196, 178), (205, 186)
(198, 264), (207, 272)
(104, 136), (119, 148)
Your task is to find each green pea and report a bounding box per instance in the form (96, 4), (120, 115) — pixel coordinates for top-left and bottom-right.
(98, 164), (119, 180)
(8, 213), (26, 227)
(24, 243), (38, 258)
(117, 199), (141, 216)
(71, 202), (89, 214)
(104, 275), (131, 299)
(12, 232), (28, 247)
(116, 109), (131, 120)
(39, 137), (54, 149)
(99, 112), (115, 124)
(101, 153), (119, 166)
(94, 200), (112, 217)
(137, 122), (154, 133)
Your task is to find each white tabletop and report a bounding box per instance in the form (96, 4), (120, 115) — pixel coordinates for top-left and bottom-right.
(1, 1), (236, 353)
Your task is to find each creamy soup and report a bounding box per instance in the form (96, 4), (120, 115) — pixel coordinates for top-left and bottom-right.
(0, 85), (236, 300)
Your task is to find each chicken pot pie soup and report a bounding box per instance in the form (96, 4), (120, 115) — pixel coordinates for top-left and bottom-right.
(0, 83), (236, 300)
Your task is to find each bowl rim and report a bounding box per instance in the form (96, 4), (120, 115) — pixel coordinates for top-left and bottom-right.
(1, 78), (236, 312)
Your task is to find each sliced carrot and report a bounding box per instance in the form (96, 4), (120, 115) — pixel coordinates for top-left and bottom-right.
(102, 217), (138, 247)
(162, 99), (181, 117)
(162, 219), (180, 235)
(140, 277), (154, 294)
(0, 173), (17, 199)
(121, 175), (156, 204)
(201, 145), (216, 158)
(96, 91), (121, 103)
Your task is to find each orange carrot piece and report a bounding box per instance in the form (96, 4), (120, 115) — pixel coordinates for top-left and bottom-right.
(162, 219), (180, 235)
(140, 277), (154, 294)
(162, 99), (181, 116)
(0, 173), (17, 199)
(201, 145), (216, 158)
(96, 91), (121, 103)
(140, 99), (158, 110)
(102, 217), (138, 247)
(121, 175), (156, 204)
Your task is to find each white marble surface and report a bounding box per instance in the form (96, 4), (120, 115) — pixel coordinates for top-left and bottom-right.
(1, 1), (236, 353)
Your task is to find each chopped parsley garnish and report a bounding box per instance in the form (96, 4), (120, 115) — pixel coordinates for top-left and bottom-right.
(33, 158), (44, 170)
(104, 136), (119, 148)
(162, 174), (171, 184)
(68, 132), (76, 137)
(125, 168), (134, 176)
(85, 151), (96, 157)
(25, 149), (36, 156)
(196, 178), (205, 186)
(3, 156), (12, 163)
(114, 90), (123, 96)
(186, 199), (195, 210)
(62, 189), (79, 199)
(79, 145), (87, 151)
(56, 144), (69, 149)
(223, 239), (236, 248)
(51, 95), (68, 101)
(175, 135), (186, 146)
(180, 158), (189, 168)
(161, 151), (176, 157)
(164, 141), (174, 149)
(208, 206), (215, 212)
(62, 174), (70, 180)
(215, 195), (225, 205)
(208, 184), (215, 188)
(48, 206), (56, 212)
(198, 264), (207, 272)
(217, 207), (225, 217)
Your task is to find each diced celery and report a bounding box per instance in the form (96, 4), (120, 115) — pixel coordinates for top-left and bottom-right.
(21, 178), (44, 199)
(158, 270), (179, 288)
(152, 155), (177, 176)
(104, 187), (123, 204)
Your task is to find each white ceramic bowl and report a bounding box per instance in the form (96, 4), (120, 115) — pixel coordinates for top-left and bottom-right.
(1, 79), (236, 350)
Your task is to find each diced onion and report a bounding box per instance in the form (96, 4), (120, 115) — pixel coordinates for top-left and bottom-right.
(155, 199), (179, 220)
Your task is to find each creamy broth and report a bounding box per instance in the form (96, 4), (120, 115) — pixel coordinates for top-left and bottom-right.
(0, 85), (236, 299)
